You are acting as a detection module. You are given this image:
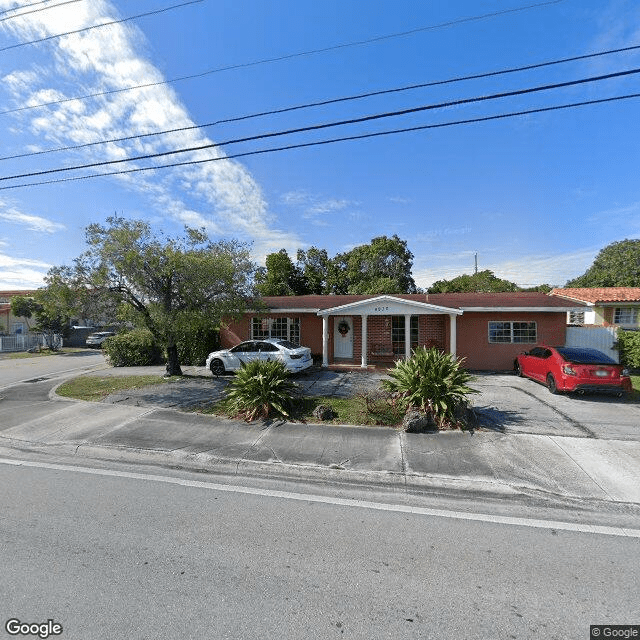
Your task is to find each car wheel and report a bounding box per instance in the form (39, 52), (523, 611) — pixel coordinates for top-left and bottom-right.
(210, 359), (226, 376)
(514, 360), (523, 377)
(546, 373), (559, 394)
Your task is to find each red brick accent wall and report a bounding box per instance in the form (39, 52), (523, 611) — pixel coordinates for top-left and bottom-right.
(421, 315), (446, 349)
(455, 312), (567, 370)
(367, 316), (392, 356)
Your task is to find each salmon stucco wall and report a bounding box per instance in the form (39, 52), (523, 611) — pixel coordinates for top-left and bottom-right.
(455, 312), (567, 370)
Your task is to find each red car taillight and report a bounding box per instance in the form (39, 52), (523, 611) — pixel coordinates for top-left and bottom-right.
(562, 364), (577, 376)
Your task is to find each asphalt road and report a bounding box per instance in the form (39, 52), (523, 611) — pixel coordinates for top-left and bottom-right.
(0, 351), (107, 390)
(1, 460), (638, 640)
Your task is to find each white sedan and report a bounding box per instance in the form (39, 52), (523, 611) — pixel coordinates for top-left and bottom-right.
(206, 338), (313, 376)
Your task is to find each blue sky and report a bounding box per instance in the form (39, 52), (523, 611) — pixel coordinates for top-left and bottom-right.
(0, 0), (639, 291)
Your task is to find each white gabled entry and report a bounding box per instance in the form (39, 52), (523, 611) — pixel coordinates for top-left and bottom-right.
(317, 295), (462, 368)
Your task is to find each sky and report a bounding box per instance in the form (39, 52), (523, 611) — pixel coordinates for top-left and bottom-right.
(0, 0), (639, 291)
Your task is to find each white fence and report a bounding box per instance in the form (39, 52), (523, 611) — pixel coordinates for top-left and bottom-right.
(0, 333), (50, 353)
(565, 326), (619, 362)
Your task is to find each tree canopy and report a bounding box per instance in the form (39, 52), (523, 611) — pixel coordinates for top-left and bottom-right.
(565, 239), (640, 287)
(255, 249), (307, 296)
(332, 235), (417, 294)
(258, 235), (417, 296)
(44, 216), (256, 375)
(10, 292), (70, 349)
(428, 270), (520, 293)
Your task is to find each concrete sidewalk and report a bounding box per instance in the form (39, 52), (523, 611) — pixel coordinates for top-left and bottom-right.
(1, 372), (640, 511)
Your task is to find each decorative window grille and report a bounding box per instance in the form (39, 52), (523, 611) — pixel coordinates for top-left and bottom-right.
(568, 311), (585, 325)
(391, 316), (419, 355)
(251, 317), (300, 344)
(488, 321), (537, 343)
(613, 307), (638, 325)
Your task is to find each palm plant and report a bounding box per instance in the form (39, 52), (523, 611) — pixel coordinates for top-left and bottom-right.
(223, 359), (300, 421)
(381, 347), (477, 426)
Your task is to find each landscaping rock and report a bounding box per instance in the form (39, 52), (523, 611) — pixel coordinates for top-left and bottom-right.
(402, 410), (437, 433)
(313, 404), (337, 421)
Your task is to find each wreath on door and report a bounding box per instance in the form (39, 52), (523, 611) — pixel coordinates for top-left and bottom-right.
(337, 320), (350, 336)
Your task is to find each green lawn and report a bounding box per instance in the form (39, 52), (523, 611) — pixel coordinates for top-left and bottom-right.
(203, 393), (405, 427)
(56, 375), (171, 402)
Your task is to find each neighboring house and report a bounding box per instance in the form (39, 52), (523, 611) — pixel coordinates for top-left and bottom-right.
(0, 290), (37, 335)
(551, 288), (640, 328)
(221, 292), (581, 371)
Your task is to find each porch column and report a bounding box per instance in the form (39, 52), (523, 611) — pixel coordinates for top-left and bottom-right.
(361, 314), (368, 368)
(404, 314), (411, 360)
(449, 314), (457, 357)
(322, 314), (329, 367)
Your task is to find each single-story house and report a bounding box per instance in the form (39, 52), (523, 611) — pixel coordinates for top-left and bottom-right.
(0, 290), (37, 335)
(221, 292), (583, 371)
(551, 288), (640, 328)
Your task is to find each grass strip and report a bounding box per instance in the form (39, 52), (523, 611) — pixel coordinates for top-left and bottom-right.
(56, 375), (171, 402)
(0, 348), (88, 360)
(200, 394), (401, 427)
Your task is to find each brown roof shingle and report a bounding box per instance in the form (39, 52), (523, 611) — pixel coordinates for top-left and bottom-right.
(260, 292), (578, 311)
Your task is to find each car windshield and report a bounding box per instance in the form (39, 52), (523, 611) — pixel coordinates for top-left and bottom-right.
(555, 347), (617, 365)
(275, 340), (298, 349)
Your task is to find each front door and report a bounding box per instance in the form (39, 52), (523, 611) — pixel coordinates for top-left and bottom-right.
(334, 317), (354, 359)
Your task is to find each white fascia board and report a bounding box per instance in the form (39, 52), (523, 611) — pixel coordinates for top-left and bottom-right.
(255, 308), (320, 313)
(597, 302), (640, 307)
(461, 307), (581, 312)
(316, 294), (463, 316)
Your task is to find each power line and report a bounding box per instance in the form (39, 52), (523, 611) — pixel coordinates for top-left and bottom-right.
(1, 92), (638, 192)
(3, 66), (639, 182)
(3, 41), (640, 162)
(0, 0), (83, 23)
(0, 0), (565, 116)
(0, 0), (56, 16)
(0, 0), (204, 52)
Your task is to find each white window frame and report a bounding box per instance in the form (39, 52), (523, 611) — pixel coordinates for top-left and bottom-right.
(488, 321), (537, 344)
(568, 310), (585, 325)
(613, 307), (638, 325)
(251, 317), (300, 344)
(11, 322), (24, 335)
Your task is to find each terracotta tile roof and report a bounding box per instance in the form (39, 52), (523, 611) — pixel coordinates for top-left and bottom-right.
(260, 292), (577, 311)
(551, 287), (640, 304)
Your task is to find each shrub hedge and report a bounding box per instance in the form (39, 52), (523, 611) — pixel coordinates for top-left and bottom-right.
(616, 329), (640, 369)
(102, 329), (164, 367)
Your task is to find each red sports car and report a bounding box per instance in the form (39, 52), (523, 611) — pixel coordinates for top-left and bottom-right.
(514, 346), (632, 396)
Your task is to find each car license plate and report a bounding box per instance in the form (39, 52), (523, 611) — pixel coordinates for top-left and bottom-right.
(595, 370), (608, 377)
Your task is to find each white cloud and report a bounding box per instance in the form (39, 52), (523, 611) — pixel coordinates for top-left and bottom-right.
(0, 203), (65, 233)
(413, 248), (601, 289)
(0, 252), (50, 289)
(0, 0), (302, 259)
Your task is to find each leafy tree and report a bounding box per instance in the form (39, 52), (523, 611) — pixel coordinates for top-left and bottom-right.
(255, 249), (307, 296)
(566, 239), (640, 287)
(428, 270), (519, 293)
(10, 292), (70, 350)
(9, 295), (36, 330)
(296, 246), (330, 294)
(520, 284), (554, 293)
(331, 235), (417, 294)
(45, 216), (255, 376)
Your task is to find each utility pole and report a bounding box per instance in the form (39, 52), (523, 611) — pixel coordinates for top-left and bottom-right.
(474, 252), (478, 274)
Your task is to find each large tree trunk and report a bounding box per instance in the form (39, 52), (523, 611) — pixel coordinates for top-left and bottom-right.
(165, 343), (182, 377)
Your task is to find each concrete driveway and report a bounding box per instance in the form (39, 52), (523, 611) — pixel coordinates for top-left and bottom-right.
(472, 373), (640, 441)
